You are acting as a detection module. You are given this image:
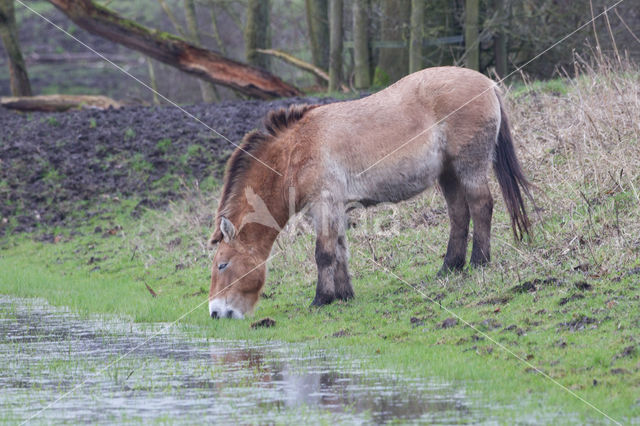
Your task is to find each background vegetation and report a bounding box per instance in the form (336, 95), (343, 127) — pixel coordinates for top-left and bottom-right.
(1, 0), (639, 103)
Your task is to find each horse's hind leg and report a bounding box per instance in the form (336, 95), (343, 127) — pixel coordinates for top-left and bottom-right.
(334, 235), (354, 300)
(465, 180), (493, 266)
(438, 169), (470, 274)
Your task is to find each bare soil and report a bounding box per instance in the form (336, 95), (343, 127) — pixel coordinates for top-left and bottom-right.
(0, 97), (339, 234)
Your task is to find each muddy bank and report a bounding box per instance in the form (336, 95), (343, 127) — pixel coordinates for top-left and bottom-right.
(0, 97), (340, 234)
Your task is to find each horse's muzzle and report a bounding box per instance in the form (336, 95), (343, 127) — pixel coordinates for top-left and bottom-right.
(209, 298), (244, 319)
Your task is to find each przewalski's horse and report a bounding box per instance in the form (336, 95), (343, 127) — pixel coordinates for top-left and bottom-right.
(207, 66), (532, 319)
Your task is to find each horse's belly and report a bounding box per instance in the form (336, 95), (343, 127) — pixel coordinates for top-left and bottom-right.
(347, 152), (442, 206)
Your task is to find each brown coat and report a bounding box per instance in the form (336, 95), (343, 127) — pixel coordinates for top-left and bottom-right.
(207, 66), (531, 319)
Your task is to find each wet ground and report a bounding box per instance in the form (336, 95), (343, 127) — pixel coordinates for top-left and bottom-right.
(0, 296), (482, 424)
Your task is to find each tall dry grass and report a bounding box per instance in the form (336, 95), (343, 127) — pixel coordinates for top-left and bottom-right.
(503, 57), (640, 277)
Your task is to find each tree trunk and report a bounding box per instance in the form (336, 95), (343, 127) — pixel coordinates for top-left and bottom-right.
(328, 0), (342, 92)
(155, 0), (186, 38)
(0, 0), (32, 96)
(305, 0), (329, 84)
(46, 0), (300, 99)
(376, 0), (410, 85)
(184, 0), (218, 102)
(209, 4), (227, 56)
(146, 56), (160, 105)
(244, 0), (271, 71)
(352, 0), (370, 89)
(409, 0), (424, 73)
(464, 0), (479, 71)
(494, 0), (508, 78)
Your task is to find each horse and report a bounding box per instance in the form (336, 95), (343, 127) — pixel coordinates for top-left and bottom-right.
(207, 66), (532, 319)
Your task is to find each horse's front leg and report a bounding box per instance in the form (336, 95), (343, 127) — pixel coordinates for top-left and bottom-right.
(311, 204), (353, 306)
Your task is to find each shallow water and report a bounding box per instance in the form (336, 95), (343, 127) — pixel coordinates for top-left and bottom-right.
(0, 296), (483, 424)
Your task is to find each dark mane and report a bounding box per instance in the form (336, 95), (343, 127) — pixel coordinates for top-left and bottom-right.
(215, 104), (318, 224)
(264, 104), (318, 136)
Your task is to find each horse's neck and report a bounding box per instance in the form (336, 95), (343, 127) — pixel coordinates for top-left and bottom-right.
(237, 222), (281, 259)
(234, 142), (291, 258)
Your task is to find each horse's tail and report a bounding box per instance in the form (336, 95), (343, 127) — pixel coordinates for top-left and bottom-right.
(493, 91), (533, 240)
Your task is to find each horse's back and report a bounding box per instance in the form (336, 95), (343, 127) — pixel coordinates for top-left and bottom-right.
(305, 67), (500, 205)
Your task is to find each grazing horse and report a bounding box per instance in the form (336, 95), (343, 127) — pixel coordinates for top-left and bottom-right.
(207, 66), (532, 319)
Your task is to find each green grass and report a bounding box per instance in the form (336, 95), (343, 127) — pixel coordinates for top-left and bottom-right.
(155, 138), (172, 153)
(510, 77), (571, 98)
(1, 182), (638, 423)
(124, 127), (137, 140)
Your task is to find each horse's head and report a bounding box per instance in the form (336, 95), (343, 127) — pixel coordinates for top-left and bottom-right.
(208, 217), (266, 319)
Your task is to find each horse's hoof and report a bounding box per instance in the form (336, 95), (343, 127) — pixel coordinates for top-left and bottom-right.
(336, 290), (354, 301)
(469, 258), (490, 268)
(311, 293), (335, 307)
(437, 264), (463, 277)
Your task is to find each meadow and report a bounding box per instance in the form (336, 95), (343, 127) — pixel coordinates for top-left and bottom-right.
(1, 60), (639, 423)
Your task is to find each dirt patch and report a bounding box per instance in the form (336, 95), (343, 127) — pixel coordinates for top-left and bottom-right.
(479, 318), (502, 331)
(332, 329), (350, 337)
(503, 324), (525, 336)
(574, 281), (593, 291)
(610, 368), (630, 375)
(0, 97), (340, 234)
(250, 317), (276, 329)
(440, 317), (458, 329)
(510, 277), (561, 293)
(557, 315), (598, 332)
(558, 293), (585, 306)
(612, 345), (638, 361)
(409, 317), (425, 327)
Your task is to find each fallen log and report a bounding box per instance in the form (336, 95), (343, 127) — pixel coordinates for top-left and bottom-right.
(0, 94), (122, 112)
(46, 0), (302, 99)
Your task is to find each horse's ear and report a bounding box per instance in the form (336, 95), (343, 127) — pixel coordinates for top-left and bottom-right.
(220, 217), (236, 243)
(207, 229), (223, 249)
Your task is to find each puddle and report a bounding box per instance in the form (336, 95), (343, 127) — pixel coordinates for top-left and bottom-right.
(0, 296), (482, 424)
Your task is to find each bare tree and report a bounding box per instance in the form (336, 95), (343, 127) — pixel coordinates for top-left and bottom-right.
(352, 0), (370, 89)
(377, 0), (410, 84)
(46, 0), (300, 99)
(244, 0), (271, 71)
(305, 0), (329, 83)
(328, 0), (342, 92)
(184, 0), (218, 102)
(156, 0), (186, 38)
(0, 0), (32, 96)
(494, 0), (509, 78)
(209, 2), (227, 56)
(464, 0), (479, 71)
(409, 0), (424, 73)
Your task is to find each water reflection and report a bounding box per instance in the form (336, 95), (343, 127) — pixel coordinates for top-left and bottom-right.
(0, 296), (478, 424)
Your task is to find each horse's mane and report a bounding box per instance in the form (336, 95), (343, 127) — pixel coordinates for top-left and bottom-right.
(214, 104), (317, 231)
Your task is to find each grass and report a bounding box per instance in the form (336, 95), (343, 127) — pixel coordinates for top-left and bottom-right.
(2, 63), (640, 423)
(510, 77), (571, 98)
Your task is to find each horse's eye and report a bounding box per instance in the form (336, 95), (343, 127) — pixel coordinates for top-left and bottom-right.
(218, 262), (228, 271)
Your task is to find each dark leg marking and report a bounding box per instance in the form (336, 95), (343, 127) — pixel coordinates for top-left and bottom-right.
(334, 236), (354, 300)
(438, 170), (470, 275)
(467, 182), (493, 266)
(312, 237), (337, 306)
